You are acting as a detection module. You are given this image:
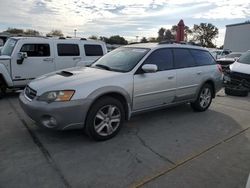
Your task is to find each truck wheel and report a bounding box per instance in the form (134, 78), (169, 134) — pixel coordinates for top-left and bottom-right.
(191, 84), (213, 112)
(85, 96), (125, 141)
(0, 81), (6, 99)
(225, 86), (248, 97)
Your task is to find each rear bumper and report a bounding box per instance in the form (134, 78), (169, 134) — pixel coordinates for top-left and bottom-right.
(19, 92), (92, 130)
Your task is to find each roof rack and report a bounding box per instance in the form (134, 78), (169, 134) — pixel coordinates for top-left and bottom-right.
(159, 40), (201, 46)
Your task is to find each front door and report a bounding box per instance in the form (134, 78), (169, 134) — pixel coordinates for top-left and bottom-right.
(133, 48), (176, 111)
(11, 41), (55, 86)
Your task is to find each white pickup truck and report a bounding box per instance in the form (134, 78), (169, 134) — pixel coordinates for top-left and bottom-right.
(0, 37), (107, 98)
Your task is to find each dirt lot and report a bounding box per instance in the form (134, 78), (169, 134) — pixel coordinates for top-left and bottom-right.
(1, 90), (250, 188)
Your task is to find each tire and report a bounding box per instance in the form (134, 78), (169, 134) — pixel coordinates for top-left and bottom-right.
(191, 84), (213, 112)
(225, 86), (248, 97)
(0, 80), (6, 99)
(85, 97), (125, 141)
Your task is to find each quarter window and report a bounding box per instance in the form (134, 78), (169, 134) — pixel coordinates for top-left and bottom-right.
(57, 44), (80, 56)
(173, 49), (196, 68)
(20, 44), (50, 57)
(143, 49), (174, 71)
(190, 50), (215, 66)
(84, 45), (103, 56)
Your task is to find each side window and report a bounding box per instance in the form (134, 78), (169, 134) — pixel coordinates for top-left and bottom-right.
(173, 49), (196, 69)
(57, 44), (80, 56)
(84, 44), (103, 56)
(143, 48), (174, 71)
(190, 50), (215, 66)
(20, 44), (50, 57)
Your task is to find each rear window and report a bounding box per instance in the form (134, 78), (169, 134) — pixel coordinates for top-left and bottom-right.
(84, 44), (103, 56)
(238, 51), (250, 64)
(173, 49), (196, 68)
(57, 44), (80, 56)
(190, 50), (215, 66)
(20, 44), (50, 57)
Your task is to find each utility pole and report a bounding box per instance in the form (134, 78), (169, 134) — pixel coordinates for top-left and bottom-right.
(74, 29), (77, 38)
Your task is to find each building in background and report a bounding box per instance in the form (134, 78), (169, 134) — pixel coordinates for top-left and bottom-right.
(224, 21), (250, 52)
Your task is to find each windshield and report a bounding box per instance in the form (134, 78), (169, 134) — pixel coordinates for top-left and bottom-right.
(91, 47), (149, 72)
(1, 38), (17, 56)
(225, 53), (242, 58)
(238, 51), (250, 64)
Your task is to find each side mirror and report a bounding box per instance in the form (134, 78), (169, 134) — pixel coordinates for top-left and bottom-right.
(17, 52), (28, 64)
(142, 64), (158, 73)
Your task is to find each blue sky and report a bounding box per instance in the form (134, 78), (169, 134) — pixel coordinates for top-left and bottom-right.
(0, 0), (250, 46)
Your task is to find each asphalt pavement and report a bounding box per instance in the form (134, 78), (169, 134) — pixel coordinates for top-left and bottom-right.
(1, 90), (250, 188)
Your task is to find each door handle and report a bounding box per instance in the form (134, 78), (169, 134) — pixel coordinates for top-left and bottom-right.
(73, 57), (81, 60)
(168, 76), (174, 80)
(43, 58), (53, 62)
(196, 71), (203, 75)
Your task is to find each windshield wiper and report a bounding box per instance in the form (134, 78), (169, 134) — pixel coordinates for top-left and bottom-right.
(94, 64), (111, 70)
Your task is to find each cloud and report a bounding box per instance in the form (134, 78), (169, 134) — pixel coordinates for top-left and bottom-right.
(0, 0), (249, 44)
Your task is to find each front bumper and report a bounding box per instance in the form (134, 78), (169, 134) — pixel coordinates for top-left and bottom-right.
(19, 92), (92, 130)
(223, 71), (250, 90)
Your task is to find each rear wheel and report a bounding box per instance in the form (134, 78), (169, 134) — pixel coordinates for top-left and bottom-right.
(85, 97), (125, 141)
(191, 84), (213, 112)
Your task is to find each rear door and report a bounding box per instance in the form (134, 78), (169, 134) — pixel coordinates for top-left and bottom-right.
(54, 42), (82, 70)
(173, 48), (200, 101)
(11, 41), (55, 86)
(133, 48), (176, 110)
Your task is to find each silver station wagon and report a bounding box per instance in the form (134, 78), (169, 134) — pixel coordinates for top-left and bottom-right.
(19, 43), (223, 141)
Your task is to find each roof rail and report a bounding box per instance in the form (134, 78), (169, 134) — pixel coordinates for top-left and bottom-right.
(158, 40), (178, 44)
(159, 40), (201, 46)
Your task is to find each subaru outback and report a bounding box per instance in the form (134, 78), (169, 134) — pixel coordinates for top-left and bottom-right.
(19, 43), (223, 141)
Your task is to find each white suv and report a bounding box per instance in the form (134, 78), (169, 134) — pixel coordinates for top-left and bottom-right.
(20, 43), (223, 141)
(0, 37), (107, 98)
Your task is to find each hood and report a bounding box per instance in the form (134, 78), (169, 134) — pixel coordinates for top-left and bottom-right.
(216, 57), (235, 66)
(0, 55), (11, 60)
(230, 61), (250, 75)
(29, 66), (122, 93)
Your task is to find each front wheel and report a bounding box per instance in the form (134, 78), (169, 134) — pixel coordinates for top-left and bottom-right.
(85, 97), (125, 141)
(0, 82), (6, 99)
(191, 84), (213, 112)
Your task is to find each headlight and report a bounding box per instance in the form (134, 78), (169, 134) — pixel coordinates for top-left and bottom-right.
(38, 90), (75, 102)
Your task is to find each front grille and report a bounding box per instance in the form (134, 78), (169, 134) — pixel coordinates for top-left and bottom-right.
(230, 71), (250, 82)
(24, 86), (37, 100)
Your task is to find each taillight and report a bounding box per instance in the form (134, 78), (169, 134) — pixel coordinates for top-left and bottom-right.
(217, 64), (222, 73)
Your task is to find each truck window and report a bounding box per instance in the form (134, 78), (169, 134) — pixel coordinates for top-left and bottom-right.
(20, 44), (50, 57)
(84, 44), (103, 56)
(1, 38), (17, 56)
(57, 44), (80, 56)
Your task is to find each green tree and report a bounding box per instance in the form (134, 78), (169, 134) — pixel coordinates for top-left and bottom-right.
(46, 29), (64, 37)
(157, 27), (166, 42)
(148, 37), (157, 42)
(99, 36), (108, 42)
(107, 35), (128, 45)
(140, 37), (148, 43)
(163, 29), (175, 41)
(89, 35), (98, 40)
(24, 29), (40, 36)
(5, 28), (24, 35)
(192, 23), (218, 48)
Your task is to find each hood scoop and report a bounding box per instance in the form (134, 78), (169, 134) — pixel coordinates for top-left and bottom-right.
(56, 71), (73, 77)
